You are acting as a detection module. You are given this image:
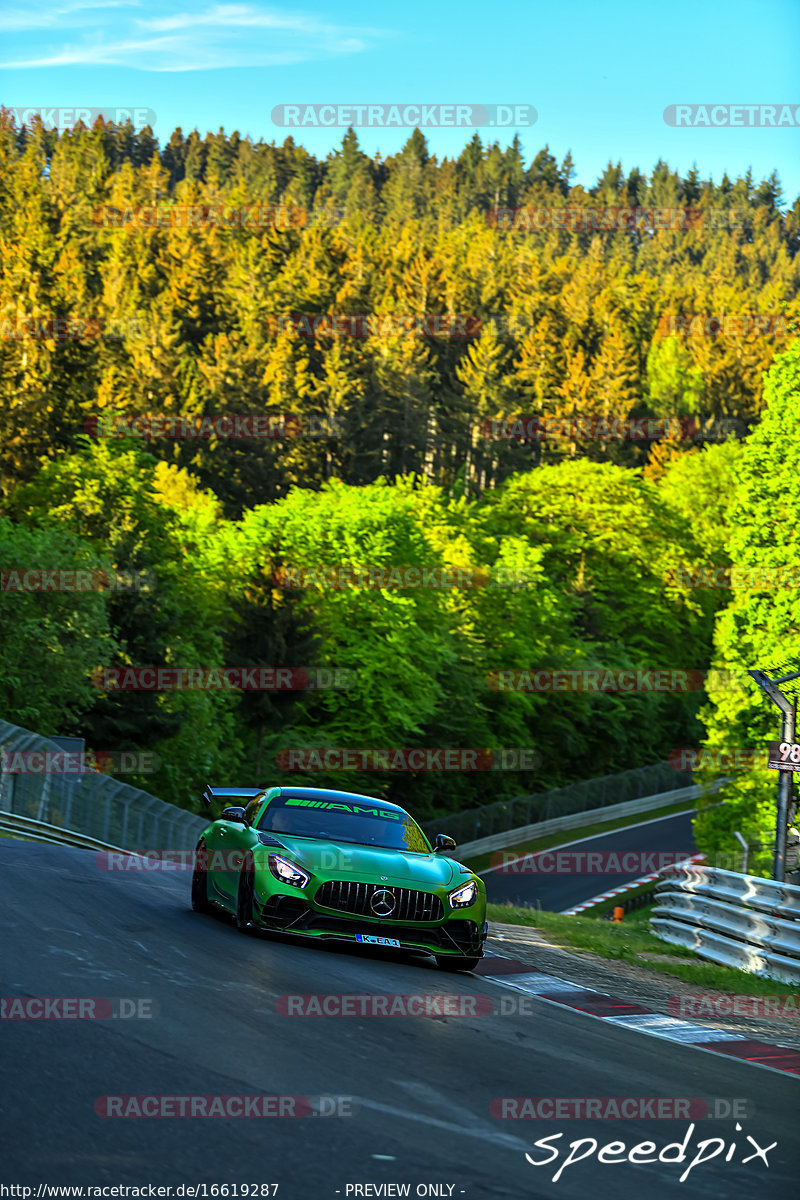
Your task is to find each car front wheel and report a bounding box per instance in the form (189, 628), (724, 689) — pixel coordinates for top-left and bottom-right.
(236, 855), (258, 934)
(191, 841), (212, 913)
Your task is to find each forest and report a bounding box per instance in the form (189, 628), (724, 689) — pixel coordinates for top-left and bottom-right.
(0, 113), (798, 868)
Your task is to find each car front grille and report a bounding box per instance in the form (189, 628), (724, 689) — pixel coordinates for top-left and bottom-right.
(315, 879), (444, 922)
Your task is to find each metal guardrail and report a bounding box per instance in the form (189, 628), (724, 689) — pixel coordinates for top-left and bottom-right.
(456, 781), (724, 858)
(422, 760), (693, 845)
(0, 811), (128, 853)
(0, 718), (205, 852)
(652, 862), (800, 983)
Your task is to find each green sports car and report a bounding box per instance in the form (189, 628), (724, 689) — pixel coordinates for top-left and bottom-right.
(191, 785), (487, 971)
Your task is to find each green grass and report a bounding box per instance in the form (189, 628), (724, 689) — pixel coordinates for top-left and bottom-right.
(487, 902), (800, 996)
(463, 797), (697, 874)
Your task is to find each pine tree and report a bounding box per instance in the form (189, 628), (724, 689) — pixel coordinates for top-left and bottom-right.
(455, 323), (511, 494)
(162, 128), (186, 188)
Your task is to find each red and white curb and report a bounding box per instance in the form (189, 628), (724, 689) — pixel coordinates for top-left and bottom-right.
(561, 853), (706, 915)
(473, 956), (800, 1077)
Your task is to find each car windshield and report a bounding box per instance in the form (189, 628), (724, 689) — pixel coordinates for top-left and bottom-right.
(258, 794), (432, 853)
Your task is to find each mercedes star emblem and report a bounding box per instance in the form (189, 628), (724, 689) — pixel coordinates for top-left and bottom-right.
(370, 888), (396, 917)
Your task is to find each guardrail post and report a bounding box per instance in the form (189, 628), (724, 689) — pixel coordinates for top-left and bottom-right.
(36, 768), (51, 823)
(733, 830), (749, 874)
(63, 779), (75, 829)
(102, 792), (112, 842)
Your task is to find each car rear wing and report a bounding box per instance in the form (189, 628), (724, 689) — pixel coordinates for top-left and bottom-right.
(202, 785), (266, 812)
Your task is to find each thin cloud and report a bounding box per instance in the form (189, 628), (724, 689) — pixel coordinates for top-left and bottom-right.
(0, 1), (139, 30)
(0, 2), (391, 70)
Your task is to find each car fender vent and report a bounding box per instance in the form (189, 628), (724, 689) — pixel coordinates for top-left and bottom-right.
(257, 833), (286, 848)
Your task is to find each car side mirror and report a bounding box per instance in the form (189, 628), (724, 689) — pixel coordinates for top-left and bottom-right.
(433, 833), (457, 853)
(220, 806), (247, 823)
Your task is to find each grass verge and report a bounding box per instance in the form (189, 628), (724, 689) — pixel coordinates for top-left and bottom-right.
(487, 902), (800, 997)
(463, 797), (696, 874)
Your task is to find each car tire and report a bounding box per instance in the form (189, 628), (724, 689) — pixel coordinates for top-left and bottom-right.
(435, 955), (481, 972)
(191, 841), (212, 913)
(236, 855), (258, 934)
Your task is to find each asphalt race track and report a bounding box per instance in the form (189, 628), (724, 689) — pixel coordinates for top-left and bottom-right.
(482, 811), (698, 911)
(2, 840), (798, 1199)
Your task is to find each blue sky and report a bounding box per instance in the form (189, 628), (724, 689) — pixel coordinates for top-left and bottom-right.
(2, 0), (799, 200)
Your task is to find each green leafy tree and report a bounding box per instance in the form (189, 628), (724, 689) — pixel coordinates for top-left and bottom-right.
(0, 519), (113, 732)
(4, 443), (241, 806)
(696, 341), (800, 875)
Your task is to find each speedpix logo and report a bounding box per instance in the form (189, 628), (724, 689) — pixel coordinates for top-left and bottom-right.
(522, 1122), (776, 1184)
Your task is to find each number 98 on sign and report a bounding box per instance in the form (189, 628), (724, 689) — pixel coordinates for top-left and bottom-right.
(767, 740), (800, 771)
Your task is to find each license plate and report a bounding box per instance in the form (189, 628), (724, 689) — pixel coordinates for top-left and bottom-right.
(355, 934), (401, 947)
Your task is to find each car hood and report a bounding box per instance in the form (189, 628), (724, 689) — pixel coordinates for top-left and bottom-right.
(259, 835), (464, 888)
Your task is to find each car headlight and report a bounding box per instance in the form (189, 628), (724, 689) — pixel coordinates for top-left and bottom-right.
(449, 880), (478, 908)
(268, 854), (309, 889)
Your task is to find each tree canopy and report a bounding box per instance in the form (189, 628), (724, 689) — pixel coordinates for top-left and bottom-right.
(0, 116), (797, 848)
